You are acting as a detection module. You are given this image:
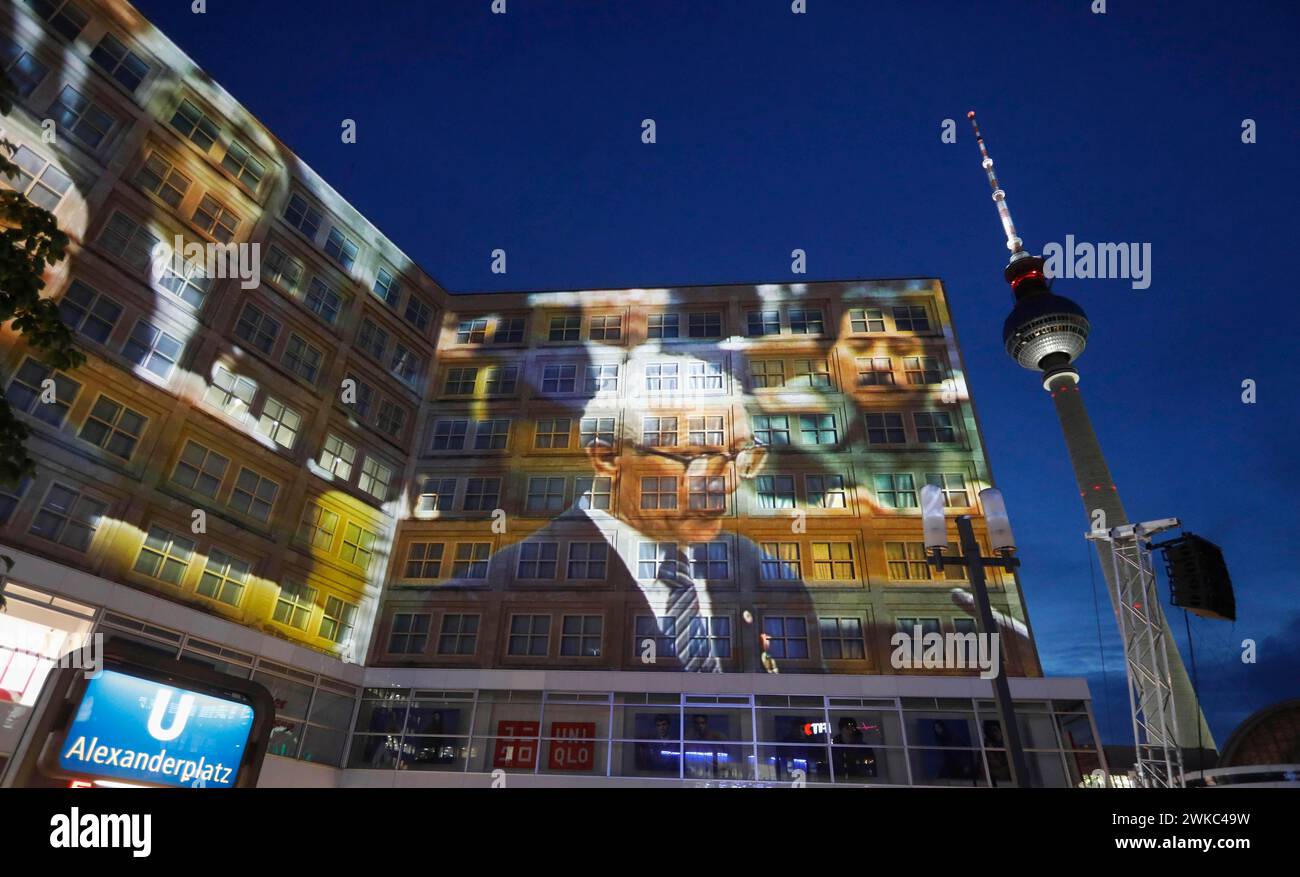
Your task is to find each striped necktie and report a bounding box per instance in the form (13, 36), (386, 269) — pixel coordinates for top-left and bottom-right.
(660, 552), (721, 673)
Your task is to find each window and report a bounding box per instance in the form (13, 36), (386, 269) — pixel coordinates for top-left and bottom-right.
(340, 523), (377, 570)
(90, 33), (149, 91)
(133, 153), (192, 209)
(1, 36), (49, 97)
(30, 0), (91, 39)
(0, 478), (31, 526)
(943, 542), (970, 582)
(579, 417), (615, 449)
(798, 413), (837, 445)
(541, 364), (577, 394)
(640, 477), (677, 511)
(78, 395), (146, 459)
(445, 367), (478, 395)
(641, 416), (676, 447)
(756, 475), (795, 509)
(438, 614), (479, 655)
(98, 211), (160, 273)
(197, 549), (250, 606)
(234, 303), (280, 354)
(688, 312), (722, 338)
(549, 315), (580, 342)
(585, 363), (619, 392)
(747, 310), (780, 336)
(432, 419), (468, 451)
(885, 541), (932, 581)
(507, 615), (550, 656)
(452, 543), (490, 578)
(874, 473), (918, 509)
(377, 399), (408, 437)
(865, 412), (906, 444)
(7, 359), (80, 426)
(157, 250), (212, 308)
(526, 476), (566, 513)
(850, 307), (885, 334)
(473, 417), (507, 451)
(793, 359), (832, 389)
(50, 86), (116, 149)
(925, 473), (971, 507)
(221, 140), (265, 189)
(566, 543), (608, 579)
(644, 362), (678, 391)
(389, 614), (431, 655)
(345, 374), (373, 419)
(535, 418), (570, 449)
(172, 440), (229, 498)
(575, 476), (612, 510)
(282, 334), (323, 383)
(284, 193), (322, 240)
(759, 543), (800, 581)
(635, 616), (676, 658)
(806, 474), (847, 508)
(417, 477), (457, 513)
(252, 246), (300, 294)
(789, 308), (824, 335)
(904, 356), (943, 385)
(404, 295), (432, 332)
(517, 542), (558, 579)
(318, 434), (356, 480)
(893, 306), (931, 332)
(7, 145), (73, 210)
(688, 542), (729, 579)
(688, 617), (732, 658)
(404, 542), (445, 578)
(763, 617), (809, 659)
(687, 415), (724, 446)
(30, 483), (106, 551)
(914, 411), (956, 443)
(58, 281), (121, 345)
(484, 365), (518, 395)
(896, 617), (941, 637)
(389, 344), (423, 387)
(689, 361), (723, 391)
(273, 580), (316, 630)
(462, 478), (500, 511)
(819, 617), (865, 660)
(359, 458), (393, 501)
(324, 227), (358, 271)
(457, 318), (488, 344)
(560, 616), (603, 657)
(257, 397), (301, 449)
(648, 313), (678, 339)
(752, 415), (790, 447)
(811, 542), (855, 579)
(170, 99), (219, 151)
(320, 596), (357, 644)
(589, 315), (621, 341)
(304, 278), (342, 325)
(298, 505), (339, 551)
(750, 360), (785, 389)
(688, 476), (725, 511)
(192, 194), (240, 243)
(493, 316), (525, 343)
(132, 526), (195, 585)
(856, 357), (894, 386)
(356, 319), (388, 360)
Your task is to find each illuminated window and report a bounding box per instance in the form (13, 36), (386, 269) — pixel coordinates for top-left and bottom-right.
(58, 280), (122, 345)
(688, 476), (725, 511)
(856, 357), (894, 386)
(90, 33), (150, 91)
(51, 85), (117, 150)
(893, 306), (931, 332)
(197, 549), (250, 606)
(485, 365), (518, 394)
(339, 523), (377, 570)
(549, 315), (580, 342)
(689, 360), (723, 391)
(273, 580), (316, 630)
(688, 312), (722, 338)
(794, 359), (832, 388)
(98, 211), (160, 273)
(359, 457), (393, 501)
(925, 473), (970, 507)
(356, 319), (388, 359)
(445, 367), (478, 395)
(517, 542), (559, 579)
(389, 614), (430, 654)
(642, 416), (677, 447)
(885, 542), (932, 580)
(371, 266), (401, 307)
(913, 411), (956, 443)
(284, 192), (322, 239)
(818, 617), (865, 660)
(405, 295), (433, 332)
(5, 145), (72, 210)
(404, 542), (445, 578)
(132, 526), (195, 585)
(750, 360), (785, 389)
(452, 543), (490, 578)
(462, 477), (500, 511)
(191, 194), (240, 242)
(874, 473), (918, 509)
(417, 477), (456, 513)
(763, 617), (808, 659)
(759, 543), (800, 580)
(943, 542), (969, 582)
(263, 245), (304, 293)
(257, 397), (301, 449)
(640, 477), (677, 510)
(865, 412), (906, 444)
(560, 615), (603, 657)
(644, 362), (678, 391)
(282, 334), (324, 383)
(493, 316), (525, 343)
(29, 483), (106, 552)
(432, 418), (469, 450)
(438, 614), (479, 654)
(580, 417), (615, 449)
(904, 356), (944, 385)
(849, 307), (886, 333)
(806, 474), (847, 509)
(473, 418), (511, 450)
(169, 99), (219, 151)
(234, 302), (281, 354)
(220, 139), (265, 189)
(324, 227), (358, 271)
(752, 415), (789, 446)
(507, 615), (550, 656)
(789, 308), (824, 335)
(811, 542), (855, 579)
(304, 277), (342, 325)
(566, 543), (608, 579)
(78, 395), (146, 459)
(526, 476), (566, 513)
(756, 475), (795, 509)
(298, 505), (339, 551)
(687, 415), (724, 446)
(637, 542), (680, 579)
(320, 596), (357, 644)
(688, 541), (729, 579)
(457, 318), (488, 344)
(158, 250), (212, 308)
(542, 363), (577, 393)
(798, 413), (837, 445)
(6, 358), (80, 426)
(318, 434), (356, 480)
(586, 363), (619, 392)
(746, 309), (780, 336)
(172, 440), (229, 498)
(648, 313), (679, 339)
(589, 314), (621, 341)
(634, 616), (676, 657)
(535, 418), (570, 449)
(575, 476), (612, 510)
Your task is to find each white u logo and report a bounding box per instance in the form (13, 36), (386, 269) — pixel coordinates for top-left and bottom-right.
(146, 688), (195, 742)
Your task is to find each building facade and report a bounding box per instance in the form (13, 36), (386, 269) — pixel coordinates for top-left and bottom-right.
(0, 0), (1099, 787)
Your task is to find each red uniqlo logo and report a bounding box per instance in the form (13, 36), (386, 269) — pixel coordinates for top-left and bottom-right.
(547, 722), (596, 771)
(493, 720), (539, 769)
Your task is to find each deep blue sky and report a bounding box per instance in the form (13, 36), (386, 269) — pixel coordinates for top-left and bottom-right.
(133, 0), (1299, 744)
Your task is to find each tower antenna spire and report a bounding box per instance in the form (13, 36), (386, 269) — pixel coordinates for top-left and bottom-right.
(967, 110), (1028, 260)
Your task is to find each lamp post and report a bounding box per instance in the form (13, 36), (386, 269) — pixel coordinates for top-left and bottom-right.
(922, 484), (1032, 788)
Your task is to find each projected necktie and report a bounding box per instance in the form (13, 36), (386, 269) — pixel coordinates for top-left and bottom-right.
(661, 552), (721, 673)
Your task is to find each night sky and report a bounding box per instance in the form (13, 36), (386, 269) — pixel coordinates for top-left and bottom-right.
(132, 0), (1300, 744)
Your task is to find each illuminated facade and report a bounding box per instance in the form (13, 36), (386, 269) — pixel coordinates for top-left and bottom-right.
(0, 0), (1102, 786)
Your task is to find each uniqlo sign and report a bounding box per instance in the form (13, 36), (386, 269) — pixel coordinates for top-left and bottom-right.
(547, 722), (596, 771)
(493, 721), (538, 769)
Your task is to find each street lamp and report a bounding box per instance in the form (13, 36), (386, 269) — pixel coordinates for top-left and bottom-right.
(922, 484), (1032, 788)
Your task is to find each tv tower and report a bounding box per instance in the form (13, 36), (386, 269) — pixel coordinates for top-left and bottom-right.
(965, 112), (1214, 776)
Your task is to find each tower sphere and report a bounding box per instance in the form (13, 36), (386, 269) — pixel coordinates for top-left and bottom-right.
(1002, 291), (1090, 371)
